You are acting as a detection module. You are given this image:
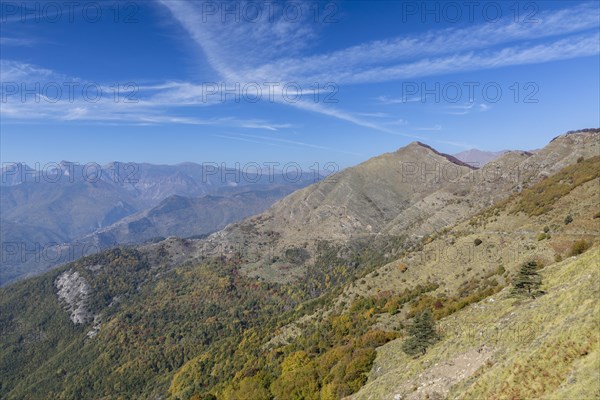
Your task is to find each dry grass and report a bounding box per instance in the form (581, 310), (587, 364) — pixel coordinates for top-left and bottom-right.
(352, 248), (600, 400)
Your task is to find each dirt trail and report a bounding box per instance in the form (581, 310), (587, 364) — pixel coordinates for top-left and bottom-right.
(391, 346), (494, 400)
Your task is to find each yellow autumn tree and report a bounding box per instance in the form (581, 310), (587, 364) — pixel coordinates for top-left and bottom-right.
(271, 351), (319, 399)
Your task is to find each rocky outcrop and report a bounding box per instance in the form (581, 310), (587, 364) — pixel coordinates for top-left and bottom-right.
(55, 270), (92, 324)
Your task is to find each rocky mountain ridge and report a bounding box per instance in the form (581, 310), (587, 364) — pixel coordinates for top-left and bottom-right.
(194, 130), (599, 283)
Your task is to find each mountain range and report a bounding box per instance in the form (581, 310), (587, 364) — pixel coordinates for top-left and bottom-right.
(0, 128), (598, 399)
(196, 130), (598, 283)
(0, 162), (317, 285)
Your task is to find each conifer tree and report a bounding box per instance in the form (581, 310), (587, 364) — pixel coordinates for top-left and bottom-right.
(402, 309), (439, 356)
(511, 260), (543, 298)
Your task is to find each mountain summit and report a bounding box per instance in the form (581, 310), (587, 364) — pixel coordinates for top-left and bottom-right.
(198, 130), (600, 282)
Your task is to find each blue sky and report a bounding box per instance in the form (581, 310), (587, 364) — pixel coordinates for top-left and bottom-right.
(1, 0), (599, 168)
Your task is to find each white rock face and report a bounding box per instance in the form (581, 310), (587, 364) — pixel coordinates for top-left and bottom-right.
(86, 315), (101, 338)
(55, 270), (92, 324)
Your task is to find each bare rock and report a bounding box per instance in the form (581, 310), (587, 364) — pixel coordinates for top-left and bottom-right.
(55, 270), (92, 324)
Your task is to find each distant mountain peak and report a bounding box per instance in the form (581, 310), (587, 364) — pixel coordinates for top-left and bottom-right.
(402, 141), (477, 169)
(453, 148), (508, 166)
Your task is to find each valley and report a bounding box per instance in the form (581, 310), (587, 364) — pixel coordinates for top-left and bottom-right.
(0, 163), (316, 285)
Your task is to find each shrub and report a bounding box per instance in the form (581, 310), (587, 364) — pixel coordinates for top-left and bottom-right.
(569, 240), (590, 257)
(284, 248), (310, 264)
(536, 233), (547, 241)
(564, 215), (573, 225)
(474, 238), (483, 246)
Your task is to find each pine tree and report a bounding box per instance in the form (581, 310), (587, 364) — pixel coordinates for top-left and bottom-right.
(402, 309), (439, 356)
(511, 260), (543, 298)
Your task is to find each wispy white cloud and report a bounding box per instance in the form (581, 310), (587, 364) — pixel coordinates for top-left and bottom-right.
(239, 122), (293, 131)
(216, 132), (365, 156)
(0, 37), (36, 47)
(382, 119), (408, 127)
(310, 33), (599, 86)
(0, 60), (294, 130)
(446, 104), (473, 116)
(162, 1), (598, 85)
(213, 133), (291, 149)
(288, 100), (423, 139)
(444, 103), (492, 116)
(157, 0), (318, 81)
(376, 95), (422, 105)
(4, 0), (598, 143)
(0, 60), (59, 81)
(152, 0), (599, 139)
(356, 112), (390, 118)
(415, 124), (442, 131)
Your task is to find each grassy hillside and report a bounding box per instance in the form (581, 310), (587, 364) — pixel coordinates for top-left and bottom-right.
(341, 156), (600, 399)
(251, 156), (600, 400)
(353, 247), (599, 400)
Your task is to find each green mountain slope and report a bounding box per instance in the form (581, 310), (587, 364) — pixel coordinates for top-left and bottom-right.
(0, 235), (394, 399)
(1, 135), (598, 400)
